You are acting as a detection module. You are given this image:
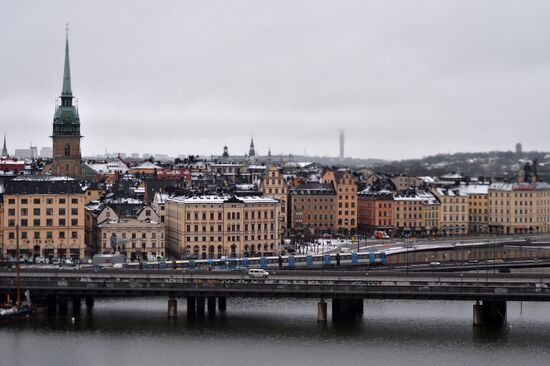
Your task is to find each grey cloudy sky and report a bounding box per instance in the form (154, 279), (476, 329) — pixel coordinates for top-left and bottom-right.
(1, 0), (549, 160)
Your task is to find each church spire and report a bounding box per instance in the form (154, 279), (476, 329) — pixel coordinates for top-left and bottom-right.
(62, 23), (73, 99)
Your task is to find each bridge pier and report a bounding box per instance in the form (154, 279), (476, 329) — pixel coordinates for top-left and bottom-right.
(85, 296), (94, 309)
(481, 300), (507, 326)
(317, 300), (327, 322)
(473, 301), (483, 326)
(196, 296), (205, 317)
(218, 297), (227, 312)
(72, 296), (81, 316)
(168, 297), (178, 318)
(187, 296), (196, 317)
(207, 297), (216, 316)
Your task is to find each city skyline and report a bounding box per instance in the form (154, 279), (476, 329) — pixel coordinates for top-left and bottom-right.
(1, 1), (549, 160)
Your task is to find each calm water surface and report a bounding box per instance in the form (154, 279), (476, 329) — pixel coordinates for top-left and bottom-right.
(1, 298), (550, 366)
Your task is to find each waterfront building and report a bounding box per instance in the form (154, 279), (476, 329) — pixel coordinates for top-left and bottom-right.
(165, 195), (280, 259)
(85, 199), (164, 260)
(322, 169), (357, 233)
(1, 176), (85, 260)
(488, 182), (550, 234)
(260, 165), (289, 235)
(393, 192), (424, 237)
(458, 183), (489, 233)
(357, 190), (395, 236)
(416, 189), (440, 236)
(289, 182), (337, 237)
(431, 187), (469, 236)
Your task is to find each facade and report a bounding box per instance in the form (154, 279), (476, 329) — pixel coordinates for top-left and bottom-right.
(488, 182), (550, 234)
(289, 182), (337, 237)
(394, 193), (424, 236)
(431, 187), (469, 236)
(416, 189), (440, 235)
(166, 195), (281, 259)
(458, 184), (489, 233)
(260, 165), (288, 235)
(357, 190), (395, 235)
(51, 35), (82, 177)
(1, 176), (85, 260)
(322, 170), (357, 233)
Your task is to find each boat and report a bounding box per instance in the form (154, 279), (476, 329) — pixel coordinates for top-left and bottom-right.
(0, 225), (33, 323)
(0, 304), (32, 322)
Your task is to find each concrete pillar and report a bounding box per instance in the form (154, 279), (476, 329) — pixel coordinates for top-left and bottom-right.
(72, 296), (81, 316)
(473, 301), (483, 326)
(207, 297), (216, 315)
(187, 296), (196, 317)
(196, 296), (205, 317)
(218, 297), (227, 312)
(168, 297), (178, 318)
(85, 296), (94, 309)
(318, 300), (327, 322)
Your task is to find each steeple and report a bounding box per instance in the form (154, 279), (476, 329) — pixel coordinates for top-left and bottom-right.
(249, 137), (256, 157)
(61, 24), (73, 104)
(1, 133), (8, 157)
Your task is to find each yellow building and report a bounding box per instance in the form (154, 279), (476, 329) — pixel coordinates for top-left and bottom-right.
(322, 170), (357, 233)
(458, 184), (489, 233)
(416, 189), (440, 235)
(394, 193), (424, 236)
(260, 165), (288, 235)
(488, 182), (550, 234)
(431, 187), (469, 236)
(166, 195), (281, 259)
(2, 176), (85, 260)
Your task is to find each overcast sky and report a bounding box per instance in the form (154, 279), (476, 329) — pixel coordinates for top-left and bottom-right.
(1, 0), (549, 160)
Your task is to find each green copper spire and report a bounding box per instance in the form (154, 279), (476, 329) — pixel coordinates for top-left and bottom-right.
(62, 24), (72, 97)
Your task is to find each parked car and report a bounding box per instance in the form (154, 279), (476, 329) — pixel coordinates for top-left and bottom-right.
(34, 257), (46, 264)
(429, 261), (441, 266)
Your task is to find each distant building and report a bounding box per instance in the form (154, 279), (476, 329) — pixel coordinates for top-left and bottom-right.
(249, 138), (256, 158)
(357, 190), (395, 235)
(40, 147), (53, 158)
(516, 142), (522, 155)
(1, 134), (8, 157)
(431, 187), (469, 236)
(339, 130), (344, 160)
(14, 145), (38, 159)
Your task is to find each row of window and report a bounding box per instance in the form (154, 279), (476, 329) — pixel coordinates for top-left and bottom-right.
(8, 231), (79, 239)
(7, 198), (79, 205)
(7, 208), (79, 216)
(8, 219), (78, 227)
(185, 234), (275, 242)
(185, 211), (275, 221)
(101, 232), (163, 239)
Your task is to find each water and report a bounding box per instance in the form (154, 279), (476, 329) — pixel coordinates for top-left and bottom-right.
(1, 298), (550, 366)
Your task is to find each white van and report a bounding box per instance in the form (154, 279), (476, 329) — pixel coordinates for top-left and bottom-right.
(248, 268), (269, 278)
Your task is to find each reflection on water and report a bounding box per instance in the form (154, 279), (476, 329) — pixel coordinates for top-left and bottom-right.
(1, 298), (550, 366)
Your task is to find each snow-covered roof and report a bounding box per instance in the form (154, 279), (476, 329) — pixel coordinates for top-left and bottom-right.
(457, 184), (489, 195)
(132, 161), (162, 169)
(489, 182), (550, 191)
(167, 195), (278, 204)
(153, 192), (170, 204)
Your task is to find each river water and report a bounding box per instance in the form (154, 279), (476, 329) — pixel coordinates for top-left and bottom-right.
(1, 298), (550, 366)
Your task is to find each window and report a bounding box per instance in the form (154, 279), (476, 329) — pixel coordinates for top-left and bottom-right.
(71, 231), (78, 239)
(59, 208), (66, 215)
(33, 208), (40, 215)
(8, 209), (15, 216)
(33, 199), (40, 204)
(33, 219), (40, 226)
(34, 232), (40, 239)
(71, 219), (78, 226)
(71, 198), (78, 204)
(21, 219), (28, 227)
(46, 198), (53, 205)
(21, 199), (28, 204)
(21, 231), (28, 239)
(8, 232), (15, 239)
(46, 208), (53, 216)
(8, 199), (15, 204)
(59, 219), (66, 226)
(59, 198), (66, 204)
(71, 208), (78, 215)
(59, 232), (65, 239)
(46, 219), (53, 227)
(21, 208), (28, 216)
(47, 232), (53, 239)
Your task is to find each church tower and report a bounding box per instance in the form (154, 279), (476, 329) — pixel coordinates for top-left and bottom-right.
(249, 138), (256, 158)
(51, 30), (82, 177)
(1, 133), (8, 157)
